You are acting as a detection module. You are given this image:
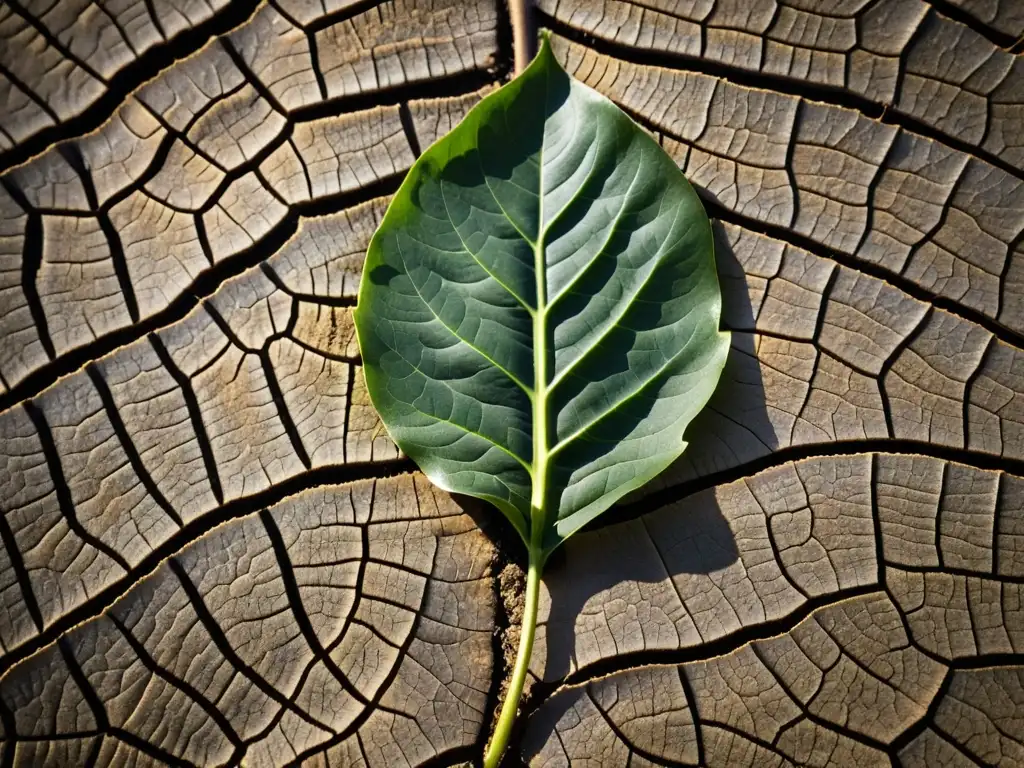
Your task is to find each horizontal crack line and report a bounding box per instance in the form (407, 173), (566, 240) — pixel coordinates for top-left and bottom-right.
(586, 87), (1024, 351)
(0, 457), (414, 679)
(597, 439), (1024, 533)
(546, 585), (882, 693)
(0, 65), (507, 413)
(700, 198), (1024, 353)
(541, 14), (1024, 183)
(1, 47), (500, 182)
(922, 0), (1023, 49)
(0, 0), (265, 176)
(536, 583), (1024, 700)
(0, 175), (401, 416)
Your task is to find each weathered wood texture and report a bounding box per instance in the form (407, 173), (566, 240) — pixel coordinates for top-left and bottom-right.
(0, 0), (1022, 765)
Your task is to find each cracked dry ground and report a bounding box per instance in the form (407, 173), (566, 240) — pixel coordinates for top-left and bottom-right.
(1, 0), (1024, 766)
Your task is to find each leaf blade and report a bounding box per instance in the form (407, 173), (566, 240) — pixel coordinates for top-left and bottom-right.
(355, 37), (730, 554)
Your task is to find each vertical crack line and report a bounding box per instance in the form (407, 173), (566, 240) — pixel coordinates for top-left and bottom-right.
(327, 483), (371, 658)
(283, 285), (300, 336)
(887, 666), (953, 758)
(789, 349), (818, 434)
(758, 3), (783, 73)
(2, 178), (56, 361)
(962, 334), (993, 453)
(809, 262), (839, 347)
(288, 135), (314, 201)
(166, 557), (336, 734)
(398, 102), (422, 158)
(259, 345), (312, 470)
(992, 472), (1004, 578)
(83, 734), (102, 768)
(890, 8), (925, 134)
(978, 86), (995, 159)
(287, 509), (442, 764)
(676, 666), (705, 766)
(141, 0), (167, 40)
(148, 333), (224, 506)
(354, 734), (371, 766)
(259, 509), (382, 711)
(902, 161), (968, 280)
(259, 509), (321, 651)
(84, 364), (183, 527)
(965, 566), (984, 657)
(878, 307), (931, 440)
(200, 303), (309, 473)
(783, 100), (801, 231)
(0, 60), (60, 122)
(58, 144), (139, 323)
(870, 453), (885, 585)
(854, 123), (902, 259)
(306, 30), (330, 102)
(746, 479), (811, 600)
(997, 230), (1023, 323)
(936, 461), (949, 570)
(107, 613), (244, 752)
(57, 637), (109, 730)
(23, 401), (131, 572)
(250, 505), (382, 761)
(0, 503), (43, 632)
(342, 364), (356, 464)
(194, 212), (215, 267)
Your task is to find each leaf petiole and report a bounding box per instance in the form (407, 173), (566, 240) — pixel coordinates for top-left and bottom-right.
(354, 33), (729, 767)
(483, 544), (542, 768)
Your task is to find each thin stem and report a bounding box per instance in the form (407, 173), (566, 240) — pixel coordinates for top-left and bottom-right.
(483, 546), (542, 767)
(509, 0), (536, 75)
(486, 25), (543, 763)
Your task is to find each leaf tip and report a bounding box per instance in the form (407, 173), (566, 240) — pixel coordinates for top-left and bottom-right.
(532, 28), (559, 72)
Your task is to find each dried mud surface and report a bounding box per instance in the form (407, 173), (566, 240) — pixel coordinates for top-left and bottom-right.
(1, 0), (1023, 765)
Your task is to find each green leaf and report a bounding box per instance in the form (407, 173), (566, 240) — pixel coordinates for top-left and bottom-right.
(354, 36), (729, 557)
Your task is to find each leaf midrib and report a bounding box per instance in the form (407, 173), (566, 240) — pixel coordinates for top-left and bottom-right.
(531, 67), (551, 550)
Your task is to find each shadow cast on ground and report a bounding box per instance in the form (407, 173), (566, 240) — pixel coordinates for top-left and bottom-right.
(447, 212), (775, 766)
(476, 219), (775, 684)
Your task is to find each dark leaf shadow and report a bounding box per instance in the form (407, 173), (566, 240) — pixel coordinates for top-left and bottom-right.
(450, 218), (774, 763)
(531, 219), (775, 683)
(650, 218), (782, 484)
